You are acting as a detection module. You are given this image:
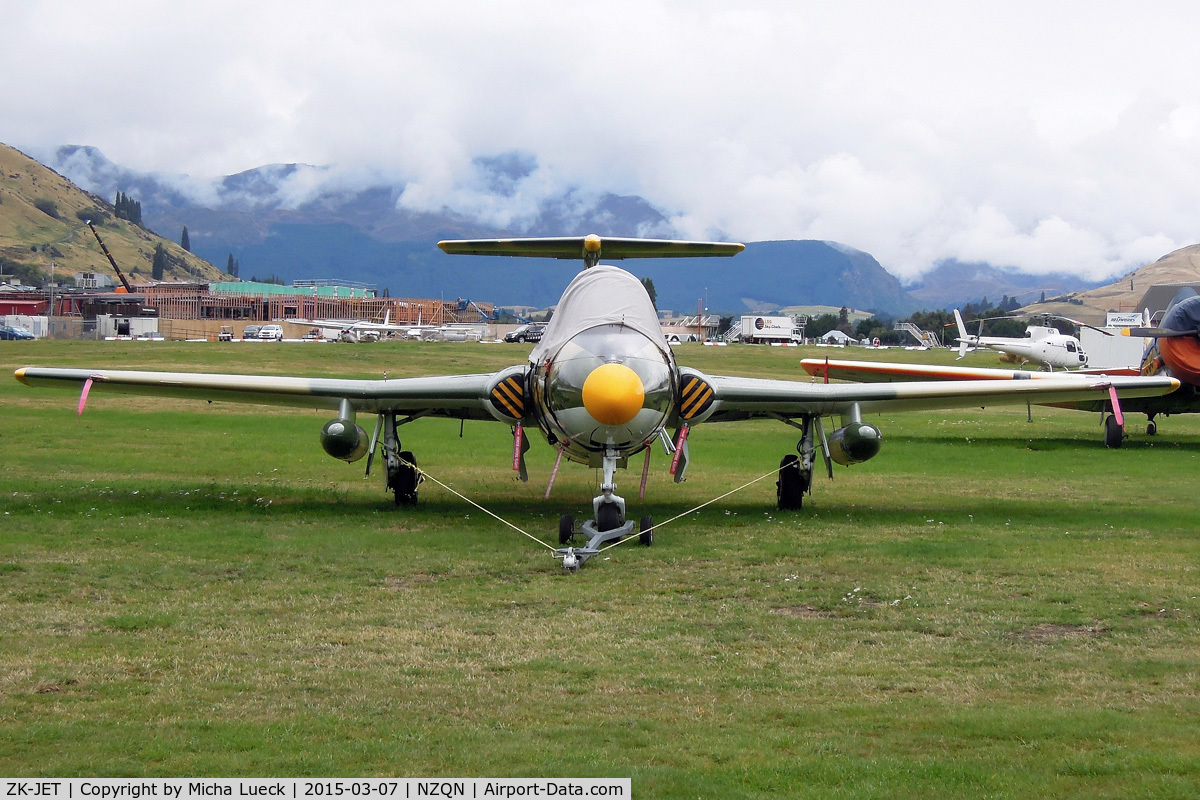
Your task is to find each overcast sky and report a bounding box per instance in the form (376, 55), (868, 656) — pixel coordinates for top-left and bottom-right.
(5, 0), (1200, 281)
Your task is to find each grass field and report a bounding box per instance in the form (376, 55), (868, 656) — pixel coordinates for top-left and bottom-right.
(2, 340), (1198, 796)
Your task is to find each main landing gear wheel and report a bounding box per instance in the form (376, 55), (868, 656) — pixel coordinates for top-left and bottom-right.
(1104, 415), (1124, 449)
(639, 515), (654, 547)
(392, 450), (420, 505)
(559, 514), (575, 545)
(1147, 419), (1157, 436)
(777, 454), (806, 510)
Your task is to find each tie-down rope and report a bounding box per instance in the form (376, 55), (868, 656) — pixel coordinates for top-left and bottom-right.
(398, 456), (795, 558)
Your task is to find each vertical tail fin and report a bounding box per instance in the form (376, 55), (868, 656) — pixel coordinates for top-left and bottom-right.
(954, 309), (970, 359)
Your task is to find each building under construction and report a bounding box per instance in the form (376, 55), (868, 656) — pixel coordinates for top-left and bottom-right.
(141, 281), (492, 326)
(1, 277), (496, 339)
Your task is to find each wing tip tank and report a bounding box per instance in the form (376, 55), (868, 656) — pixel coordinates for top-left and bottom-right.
(14, 368), (28, 385)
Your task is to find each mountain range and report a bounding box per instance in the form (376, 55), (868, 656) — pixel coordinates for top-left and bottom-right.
(11, 144), (1114, 314)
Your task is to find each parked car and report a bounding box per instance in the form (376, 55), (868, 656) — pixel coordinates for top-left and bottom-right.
(0, 324), (35, 340)
(241, 325), (262, 340)
(504, 322), (547, 343)
(258, 324), (284, 341)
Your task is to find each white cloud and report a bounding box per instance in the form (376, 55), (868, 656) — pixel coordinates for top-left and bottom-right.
(5, 0), (1200, 280)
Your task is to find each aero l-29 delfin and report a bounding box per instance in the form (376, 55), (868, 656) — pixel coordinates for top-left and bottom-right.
(14, 235), (1180, 569)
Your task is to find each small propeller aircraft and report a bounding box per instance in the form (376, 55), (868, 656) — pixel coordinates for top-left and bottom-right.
(952, 308), (1106, 370)
(14, 235), (1180, 568)
(300, 311), (421, 342)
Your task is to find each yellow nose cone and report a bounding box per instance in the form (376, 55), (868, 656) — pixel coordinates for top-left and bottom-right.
(582, 362), (645, 426)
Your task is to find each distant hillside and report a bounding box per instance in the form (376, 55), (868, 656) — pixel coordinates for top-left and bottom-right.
(905, 259), (1101, 310)
(0, 143), (226, 286)
(1020, 244), (1200, 324)
(632, 240), (912, 315)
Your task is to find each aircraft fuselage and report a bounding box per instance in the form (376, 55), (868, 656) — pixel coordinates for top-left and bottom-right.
(524, 266), (679, 467)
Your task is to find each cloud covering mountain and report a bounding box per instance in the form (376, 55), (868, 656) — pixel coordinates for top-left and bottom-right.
(42, 145), (921, 313)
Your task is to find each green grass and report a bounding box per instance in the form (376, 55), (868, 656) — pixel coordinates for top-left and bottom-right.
(2, 340), (1199, 796)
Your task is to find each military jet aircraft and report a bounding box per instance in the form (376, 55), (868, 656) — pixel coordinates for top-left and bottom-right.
(14, 235), (1180, 568)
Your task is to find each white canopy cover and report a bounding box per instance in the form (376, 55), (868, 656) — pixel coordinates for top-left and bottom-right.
(529, 265), (668, 364)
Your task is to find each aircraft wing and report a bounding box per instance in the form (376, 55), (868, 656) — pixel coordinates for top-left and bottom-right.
(797, 358), (1141, 383)
(698, 371), (1179, 422)
(14, 367), (509, 421)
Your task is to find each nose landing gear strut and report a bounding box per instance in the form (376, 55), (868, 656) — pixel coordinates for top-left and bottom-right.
(555, 446), (653, 570)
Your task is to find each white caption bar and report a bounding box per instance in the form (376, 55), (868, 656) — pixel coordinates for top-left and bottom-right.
(0, 780), (630, 800)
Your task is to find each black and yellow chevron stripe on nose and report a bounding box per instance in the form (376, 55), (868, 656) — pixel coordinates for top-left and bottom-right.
(679, 374), (714, 420)
(490, 374), (526, 419)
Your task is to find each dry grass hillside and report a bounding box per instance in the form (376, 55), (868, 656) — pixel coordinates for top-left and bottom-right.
(1020, 244), (1200, 323)
(0, 142), (227, 286)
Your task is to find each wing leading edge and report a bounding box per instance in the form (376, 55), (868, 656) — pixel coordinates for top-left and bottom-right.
(16, 365), (1179, 423)
(698, 372), (1179, 423)
(14, 367), (506, 421)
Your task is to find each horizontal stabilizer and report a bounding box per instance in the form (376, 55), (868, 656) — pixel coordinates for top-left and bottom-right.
(438, 234), (744, 267)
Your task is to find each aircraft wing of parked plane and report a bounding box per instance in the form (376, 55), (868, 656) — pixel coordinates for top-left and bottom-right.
(799, 356), (1187, 448)
(13, 235), (1181, 569)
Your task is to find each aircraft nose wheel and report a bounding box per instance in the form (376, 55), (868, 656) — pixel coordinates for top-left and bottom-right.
(559, 514), (575, 545)
(596, 503), (622, 532)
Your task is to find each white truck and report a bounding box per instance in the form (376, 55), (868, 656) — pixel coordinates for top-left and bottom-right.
(739, 315), (805, 344)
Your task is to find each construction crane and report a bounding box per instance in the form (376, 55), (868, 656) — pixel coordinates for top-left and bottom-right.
(456, 298), (497, 322)
(84, 220), (134, 293)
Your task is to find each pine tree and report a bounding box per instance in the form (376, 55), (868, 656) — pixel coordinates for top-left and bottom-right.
(181, 226), (190, 252)
(152, 244), (166, 281)
(226, 253), (240, 278)
(640, 277), (657, 308)
(114, 192), (143, 225)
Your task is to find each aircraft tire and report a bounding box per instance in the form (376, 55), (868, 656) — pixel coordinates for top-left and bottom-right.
(394, 450), (419, 505)
(639, 515), (654, 547)
(1147, 420), (1157, 436)
(596, 502), (621, 532)
(559, 515), (575, 545)
(1104, 416), (1124, 449)
(777, 454), (804, 510)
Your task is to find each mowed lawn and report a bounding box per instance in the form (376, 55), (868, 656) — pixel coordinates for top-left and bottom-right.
(1, 340), (1198, 797)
